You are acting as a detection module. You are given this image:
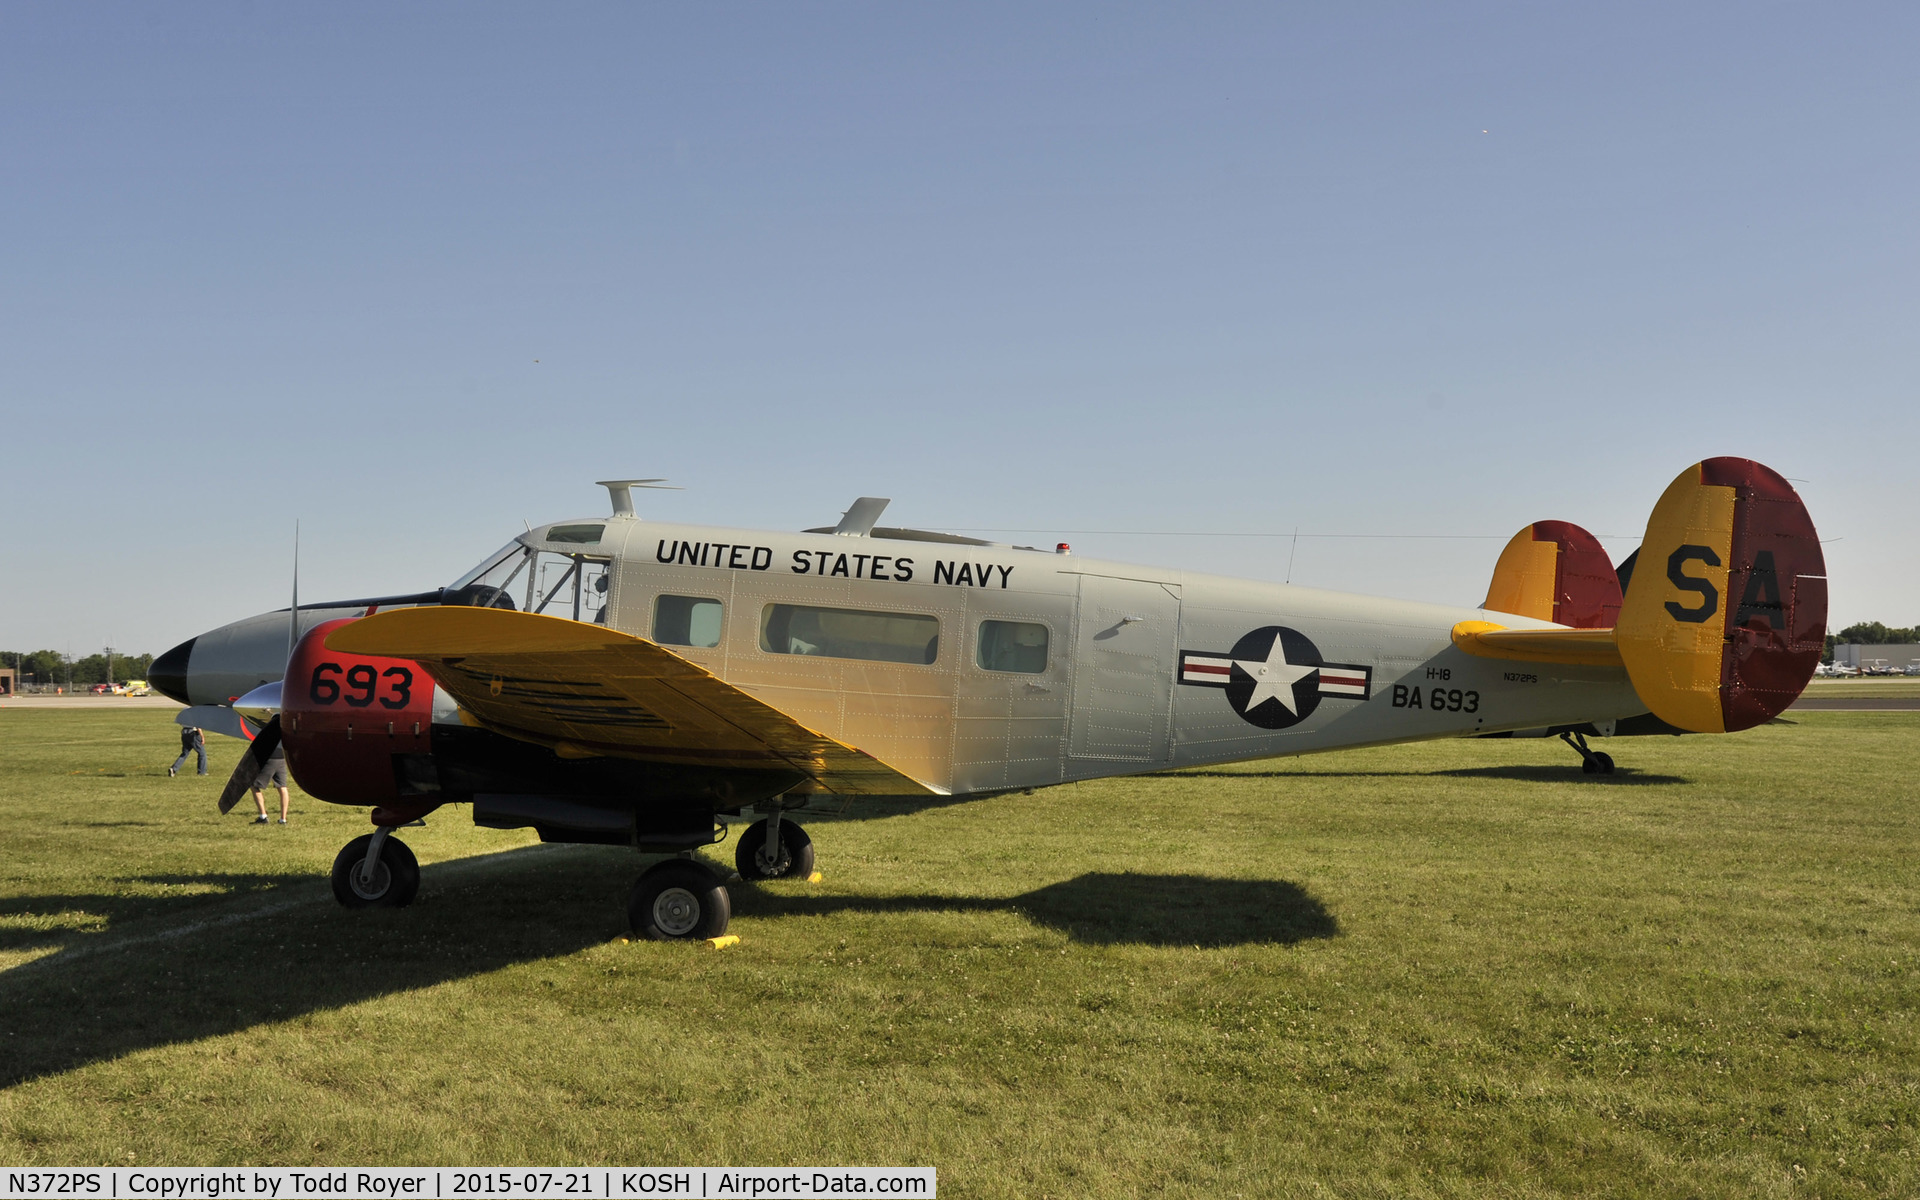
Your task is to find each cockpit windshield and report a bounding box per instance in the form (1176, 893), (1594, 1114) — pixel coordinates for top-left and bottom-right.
(449, 541), (524, 594)
(444, 537), (613, 623)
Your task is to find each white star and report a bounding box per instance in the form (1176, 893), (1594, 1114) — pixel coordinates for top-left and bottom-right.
(1235, 635), (1319, 715)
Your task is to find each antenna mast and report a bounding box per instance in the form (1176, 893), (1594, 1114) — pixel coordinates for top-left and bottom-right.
(596, 479), (683, 518)
(288, 520), (300, 664)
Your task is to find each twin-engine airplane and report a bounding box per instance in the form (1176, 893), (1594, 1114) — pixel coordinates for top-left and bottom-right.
(150, 457), (1825, 941)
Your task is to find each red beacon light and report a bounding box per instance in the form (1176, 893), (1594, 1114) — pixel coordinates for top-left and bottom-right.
(1055, 543), (1071, 555)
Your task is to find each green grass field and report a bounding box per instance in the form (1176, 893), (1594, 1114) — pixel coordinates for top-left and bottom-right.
(1, 707), (1916, 1197)
(1800, 676), (1920, 700)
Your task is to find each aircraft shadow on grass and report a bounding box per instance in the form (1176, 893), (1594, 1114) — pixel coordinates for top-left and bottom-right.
(0, 852), (1334, 1087)
(731, 872), (1339, 949)
(0, 874), (291, 955)
(1430, 765), (1686, 785)
(0, 849), (1332, 1087)
(1158, 766), (1687, 785)
(0, 849), (622, 1088)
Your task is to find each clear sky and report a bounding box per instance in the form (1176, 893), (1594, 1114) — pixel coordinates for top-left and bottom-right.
(4, 3), (1914, 656)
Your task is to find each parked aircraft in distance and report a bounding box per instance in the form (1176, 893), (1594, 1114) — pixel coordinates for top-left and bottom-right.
(151, 458), (1826, 941)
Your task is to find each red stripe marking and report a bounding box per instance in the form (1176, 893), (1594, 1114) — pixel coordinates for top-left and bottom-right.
(1185, 663), (1231, 676)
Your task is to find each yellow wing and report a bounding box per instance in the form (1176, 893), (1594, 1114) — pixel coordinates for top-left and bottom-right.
(327, 607), (940, 796)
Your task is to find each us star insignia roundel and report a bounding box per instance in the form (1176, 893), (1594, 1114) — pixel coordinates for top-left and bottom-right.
(1178, 626), (1373, 729)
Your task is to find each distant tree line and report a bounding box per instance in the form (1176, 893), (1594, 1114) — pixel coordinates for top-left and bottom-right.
(3, 649), (156, 689)
(1832, 622), (1919, 645)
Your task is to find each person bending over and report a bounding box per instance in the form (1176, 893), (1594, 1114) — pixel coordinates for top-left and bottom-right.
(170, 725), (207, 777)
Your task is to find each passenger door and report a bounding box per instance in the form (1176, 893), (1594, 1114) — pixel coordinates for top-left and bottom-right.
(1068, 575), (1181, 764)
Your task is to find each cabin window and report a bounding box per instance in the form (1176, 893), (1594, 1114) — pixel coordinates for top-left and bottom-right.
(655, 595), (723, 648)
(528, 551), (611, 622)
(760, 604), (939, 665)
(545, 523), (605, 545)
(977, 620), (1049, 673)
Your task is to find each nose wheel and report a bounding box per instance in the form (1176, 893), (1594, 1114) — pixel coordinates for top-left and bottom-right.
(331, 829), (421, 907)
(629, 859), (732, 940)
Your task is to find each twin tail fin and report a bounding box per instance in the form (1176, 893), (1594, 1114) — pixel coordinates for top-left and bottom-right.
(1465, 457), (1826, 733)
(1614, 457), (1826, 732)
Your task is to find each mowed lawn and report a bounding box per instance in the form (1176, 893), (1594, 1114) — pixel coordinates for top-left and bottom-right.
(1, 707), (1916, 1198)
(1799, 677), (1920, 700)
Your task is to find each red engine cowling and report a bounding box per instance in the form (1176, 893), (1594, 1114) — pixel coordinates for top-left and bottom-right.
(283, 617), (436, 809)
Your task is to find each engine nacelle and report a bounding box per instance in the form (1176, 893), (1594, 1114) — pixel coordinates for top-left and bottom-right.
(283, 618), (436, 806)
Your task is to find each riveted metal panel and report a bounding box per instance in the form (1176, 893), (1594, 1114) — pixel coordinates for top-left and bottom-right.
(1068, 576), (1180, 763)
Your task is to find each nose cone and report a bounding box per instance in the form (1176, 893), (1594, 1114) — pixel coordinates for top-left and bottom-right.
(150, 637), (195, 705)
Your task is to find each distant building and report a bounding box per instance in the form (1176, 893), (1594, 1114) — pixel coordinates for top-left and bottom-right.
(0, 667), (13, 696)
(1832, 644), (1920, 671)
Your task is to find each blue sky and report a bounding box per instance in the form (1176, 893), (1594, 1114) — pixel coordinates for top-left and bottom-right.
(4, 3), (1914, 655)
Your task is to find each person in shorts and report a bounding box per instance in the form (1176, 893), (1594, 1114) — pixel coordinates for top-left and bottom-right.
(251, 743), (291, 825)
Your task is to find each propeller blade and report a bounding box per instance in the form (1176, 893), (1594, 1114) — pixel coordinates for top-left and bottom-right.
(217, 714), (281, 815)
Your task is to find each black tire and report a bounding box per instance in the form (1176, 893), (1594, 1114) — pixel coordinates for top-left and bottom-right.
(735, 817), (815, 881)
(330, 833), (421, 908)
(629, 860), (731, 940)
(1594, 752), (1615, 775)
(1581, 757), (1599, 775)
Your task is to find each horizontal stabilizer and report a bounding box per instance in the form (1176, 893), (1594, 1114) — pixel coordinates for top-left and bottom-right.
(326, 606), (939, 796)
(1451, 621), (1623, 667)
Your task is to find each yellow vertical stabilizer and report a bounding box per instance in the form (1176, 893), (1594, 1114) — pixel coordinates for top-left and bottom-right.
(1614, 458), (1825, 733)
(1483, 527), (1559, 621)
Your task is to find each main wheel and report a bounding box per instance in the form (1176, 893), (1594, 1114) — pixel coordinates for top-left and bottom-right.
(330, 833), (421, 908)
(1593, 752), (1615, 775)
(1582, 757), (1599, 775)
(629, 860), (731, 940)
(735, 817), (815, 881)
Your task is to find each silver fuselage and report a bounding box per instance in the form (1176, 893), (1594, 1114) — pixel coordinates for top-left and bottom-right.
(598, 518), (1644, 794)
(158, 514), (1649, 795)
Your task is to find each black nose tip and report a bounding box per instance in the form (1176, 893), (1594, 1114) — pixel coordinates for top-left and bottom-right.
(151, 637), (195, 705)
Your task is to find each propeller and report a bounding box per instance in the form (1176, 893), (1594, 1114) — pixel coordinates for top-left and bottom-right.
(217, 714), (281, 814)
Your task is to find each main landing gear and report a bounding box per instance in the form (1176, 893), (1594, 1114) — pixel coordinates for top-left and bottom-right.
(323, 813), (813, 942)
(735, 812), (815, 881)
(626, 814), (812, 940)
(1561, 730), (1615, 776)
(628, 859), (732, 940)
(331, 828), (421, 907)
